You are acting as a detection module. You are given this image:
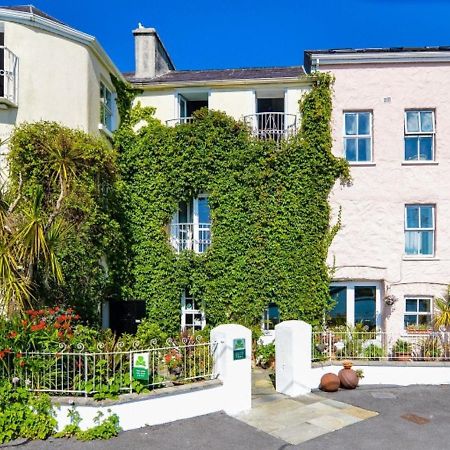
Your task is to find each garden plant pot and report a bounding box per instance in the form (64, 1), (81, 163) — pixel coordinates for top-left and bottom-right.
(394, 353), (412, 362)
(319, 373), (340, 392)
(338, 367), (359, 389)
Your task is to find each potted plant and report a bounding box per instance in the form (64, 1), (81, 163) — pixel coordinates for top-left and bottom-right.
(419, 336), (442, 360)
(406, 324), (432, 335)
(392, 339), (412, 361)
(164, 349), (183, 377)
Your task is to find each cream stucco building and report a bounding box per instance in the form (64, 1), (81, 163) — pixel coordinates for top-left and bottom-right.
(0, 5), (122, 181)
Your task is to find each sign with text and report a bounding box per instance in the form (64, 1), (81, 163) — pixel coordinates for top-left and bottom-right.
(233, 338), (246, 360)
(132, 353), (149, 381)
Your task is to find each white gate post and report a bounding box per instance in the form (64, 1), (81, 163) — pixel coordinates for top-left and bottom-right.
(275, 320), (312, 396)
(210, 324), (252, 414)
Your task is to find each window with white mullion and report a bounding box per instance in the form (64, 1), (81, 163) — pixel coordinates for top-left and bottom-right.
(343, 112), (372, 162)
(181, 290), (205, 331)
(404, 110), (435, 161)
(405, 204), (435, 256)
(404, 297), (432, 327)
(100, 82), (114, 131)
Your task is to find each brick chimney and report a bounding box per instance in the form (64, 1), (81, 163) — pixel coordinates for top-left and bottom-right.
(133, 25), (175, 79)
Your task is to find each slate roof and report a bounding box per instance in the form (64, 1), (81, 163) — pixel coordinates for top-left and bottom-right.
(125, 66), (305, 85)
(0, 5), (66, 25)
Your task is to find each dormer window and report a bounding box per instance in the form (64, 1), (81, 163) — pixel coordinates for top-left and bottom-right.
(170, 195), (211, 253)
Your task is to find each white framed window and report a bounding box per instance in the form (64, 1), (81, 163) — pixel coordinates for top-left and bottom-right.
(405, 204), (435, 256)
(181, 290), (205, 331)
(404, 110), (435, 161)
(328, 282), (381, 330)
(404, 297), (432, 328)
(170, 195), (211, 254)
(343, 111), (372, 162)
(100, 82), (114, 132)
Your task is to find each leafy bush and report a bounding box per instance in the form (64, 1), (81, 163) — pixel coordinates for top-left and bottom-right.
(256, 342), (275, 368)
(55, 408), (121, 441)
(363, 344), (384, 359)
(0, 381), (56, 444)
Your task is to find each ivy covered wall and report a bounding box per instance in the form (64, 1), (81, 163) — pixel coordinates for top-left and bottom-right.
(115, 74), (349, 334)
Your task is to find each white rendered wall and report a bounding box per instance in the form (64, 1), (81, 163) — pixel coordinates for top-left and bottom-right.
(326, 62), (450, 333)
(55, 324), (252, 431)
(55, 383), (226, 432)
(310, 364), (450, 389)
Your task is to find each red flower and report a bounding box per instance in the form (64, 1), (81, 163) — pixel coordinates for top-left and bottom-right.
(16, 352), (22, 358)
(164, 354), (172, 363)
(0, 351), (5, 359)
(19, 360), (26, 367)
(8, 331), (17, 339)
(54, 323), (61, 329)
(21, 320), (28, 327)
(57, 331), (64, 339)
(30, 321), (46, 332)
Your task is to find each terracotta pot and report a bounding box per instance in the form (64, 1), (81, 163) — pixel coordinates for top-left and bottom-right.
(394, 353), (412, 362)
(338, 368), (359, 389)
(319, 373), (340, 392)
(342, 360), (353, 370)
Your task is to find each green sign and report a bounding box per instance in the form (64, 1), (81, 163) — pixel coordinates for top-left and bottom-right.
(233, 338), (246, 360)
(132, 353), (149, 381)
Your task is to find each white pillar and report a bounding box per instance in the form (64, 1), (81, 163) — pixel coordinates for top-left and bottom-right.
(275, 320), (312, 396)
(210, 324), (252, 414)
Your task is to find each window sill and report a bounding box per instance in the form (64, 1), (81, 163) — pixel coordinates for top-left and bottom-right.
(402, 161), (438, 166)
(98, 123), (114, 139)
(347, 162), (376, 167)
(402, 256), (439, 261)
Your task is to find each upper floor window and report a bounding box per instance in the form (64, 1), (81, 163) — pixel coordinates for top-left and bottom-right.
(404, 297), (432, 328)
(170, 195), (211, 254)
(100, 82), (114, 132)
(405, 204), (435, 256)
(343, 112), (372, 162)
(404, 110), (435, 161)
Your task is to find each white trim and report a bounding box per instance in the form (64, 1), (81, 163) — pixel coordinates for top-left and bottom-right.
(404, 204), (435, 257)
(180, 290), (206, 331)
(343, 111), (373, 162)
(404, 296), (433, 328)
(308, 51), (450, 67)
(330, 281), (382, 329)
(0, 8), (124, 80)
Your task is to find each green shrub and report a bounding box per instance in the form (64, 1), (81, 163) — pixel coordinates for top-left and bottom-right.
(0, 381), (56, 444)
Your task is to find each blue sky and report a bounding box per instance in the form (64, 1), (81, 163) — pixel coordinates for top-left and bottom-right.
(7, 1), (450, 72)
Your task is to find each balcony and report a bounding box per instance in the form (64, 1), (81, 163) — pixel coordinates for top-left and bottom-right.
(169, 223), (211, 254)
(244, 112), (297, 141)
(166, 117), (195, 126)
(0, 47), (18, 107)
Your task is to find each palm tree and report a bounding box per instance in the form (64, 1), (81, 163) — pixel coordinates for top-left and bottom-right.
(433, 286), (450, 359)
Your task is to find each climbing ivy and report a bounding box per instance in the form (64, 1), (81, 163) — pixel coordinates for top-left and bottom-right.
(115, 73), (349, 334)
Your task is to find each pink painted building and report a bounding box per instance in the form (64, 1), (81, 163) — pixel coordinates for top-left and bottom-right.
(305, 48), (450, 333)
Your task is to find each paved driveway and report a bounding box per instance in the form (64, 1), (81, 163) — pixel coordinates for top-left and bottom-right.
(301, 385), (450, 450)
(4, 385), (450, 449)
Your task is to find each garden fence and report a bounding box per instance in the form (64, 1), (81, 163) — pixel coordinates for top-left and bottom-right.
(312, 330), (450, 362)
(0, 338), (216, 397)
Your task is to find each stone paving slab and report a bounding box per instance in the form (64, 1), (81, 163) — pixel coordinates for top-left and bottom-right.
(235, 368), (378, 445)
